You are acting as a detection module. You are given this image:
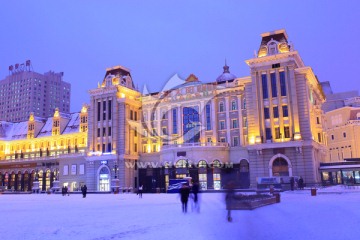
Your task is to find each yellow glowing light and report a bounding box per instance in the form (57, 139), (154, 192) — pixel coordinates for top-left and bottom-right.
(249, 137), (256, 145)
(54, 108), (60, 118)
(81, 106), (87, 113)
(294, 133), (302, 140)
(120, 93), (125, 98)
(255, 136), (262, 144)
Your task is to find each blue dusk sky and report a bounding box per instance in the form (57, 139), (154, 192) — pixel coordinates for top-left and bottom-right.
(0, 1), (359, 112)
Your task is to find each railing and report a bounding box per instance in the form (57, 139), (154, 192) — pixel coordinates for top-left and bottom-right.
(1, 152), (86, 163)
(161, 142), (229, 150)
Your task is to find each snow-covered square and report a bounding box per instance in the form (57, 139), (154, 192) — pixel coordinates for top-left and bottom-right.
(1, 187), (360, 240)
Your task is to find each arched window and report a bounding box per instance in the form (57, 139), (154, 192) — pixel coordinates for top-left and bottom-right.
(176, 159), (188, 179)
(99, 167), (110, 191)
(212, 160), (222, 168)
(272, 158), (289, 176)
(176, 159), (187, 168)
(212, 160), (222, 190)
(219, 102), (225, 112)
(198, 160), (207, 168)
(198, 160), (208, 190)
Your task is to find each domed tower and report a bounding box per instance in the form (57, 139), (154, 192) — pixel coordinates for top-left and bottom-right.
(216, 61), (237, 83)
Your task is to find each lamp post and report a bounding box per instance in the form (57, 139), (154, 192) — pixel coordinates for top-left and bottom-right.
(111, 161), (120, 194)
(114, 164), (118, 179)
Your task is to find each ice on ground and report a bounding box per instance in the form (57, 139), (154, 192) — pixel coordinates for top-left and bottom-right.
(0, 189), (360, 240)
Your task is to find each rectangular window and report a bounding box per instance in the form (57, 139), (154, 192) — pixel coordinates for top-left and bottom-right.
(103, 101), (106, 120)
(284, 126), (290, 138)
(233, 136), (239, 146)
(262, 74), (269, 99)
(220, 137), (226, 143)
(63, 165), (69, 176)
(317, 117), (320, 124)
(79, 164), (85, 175)
(108, 127), (111, 136)
(273, 106), (279, 118)
(102, 144), (105, 153)
(151, 112), (156, 121)
(143, 145), (147, 153)
(318, 133), (322, 142)
(152, 144), (156, 152)
(206, 104), (211, 130)
(271, 72), (277, 97)
(71, 164), (77, 175)
(264, 108), (270, 119)
(265, 128), (272, 140)
(134, 111), (137, 121)
(103, 127), (106, 137)
(343, 132), (346, 138)
(152, 128), (156, 136)
(282, 106), (289, 117)
(331, 134), (334, 140)
(231, 101), (237, 110)
(108, 100), (112, 120)
(272, 63), (280, 68)
(134, 127), (137, 137)
(97, 128), (100, 137)
(134, 143), (138, 152)
(107, 143), (111, 152)
(220, 121), (225, 130)
(232, 119), (238, 129)
(130, 110), (133, 120)
(275, 127), (281, 139)
(280, 72), (286, 96)
(172, 109), (178, 134)
(97, 102), (101, 121)
(97, 144), (100, 151)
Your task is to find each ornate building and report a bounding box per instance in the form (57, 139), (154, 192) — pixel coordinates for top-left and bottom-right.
(0, 29), (330, 192)
(0, 106), (88, 191)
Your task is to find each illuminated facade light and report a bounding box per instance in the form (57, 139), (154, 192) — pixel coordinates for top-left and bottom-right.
(294, 133), (302, 140)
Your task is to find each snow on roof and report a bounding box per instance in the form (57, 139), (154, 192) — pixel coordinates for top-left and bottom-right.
(0, 121), (29, 140)
(0, 121), (14, 140)
(37, 117), (53, 137)
(59, 112), (72, 119)
(63, 113), (80, 134)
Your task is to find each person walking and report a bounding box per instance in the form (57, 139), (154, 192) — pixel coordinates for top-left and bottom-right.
(138, 185), (143, 198)
(298, 176), (304, 190)
(179, 184), (190, 213)
(65, 186), (69, 196)
(225, 182), (235, 222)
(290, 177), (295, 191)
(82, 185), (87, 198)
(192, 182), (200, 212)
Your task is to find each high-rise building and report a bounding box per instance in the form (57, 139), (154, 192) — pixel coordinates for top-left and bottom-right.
(0, 62), (71, 122)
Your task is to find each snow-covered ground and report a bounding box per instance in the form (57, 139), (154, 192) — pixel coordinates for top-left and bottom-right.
(1, 187), (360, 240)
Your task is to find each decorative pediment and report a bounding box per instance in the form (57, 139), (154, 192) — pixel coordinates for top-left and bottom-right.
(185, 74), (199, 83)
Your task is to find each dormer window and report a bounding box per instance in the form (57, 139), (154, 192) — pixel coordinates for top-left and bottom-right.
(267, 40), (279, 55)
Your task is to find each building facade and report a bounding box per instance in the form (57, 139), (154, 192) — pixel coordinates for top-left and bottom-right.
(0, 106), (88, 191)
(0, 30), (333, 192)
(0, 62), (71, 122)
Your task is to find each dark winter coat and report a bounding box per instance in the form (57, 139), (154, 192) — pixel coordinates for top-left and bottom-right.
(180, 186), (190, 203)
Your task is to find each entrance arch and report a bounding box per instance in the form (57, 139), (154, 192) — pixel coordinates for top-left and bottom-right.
(269, 154), (292, 177)
(98, 166), (111, 191)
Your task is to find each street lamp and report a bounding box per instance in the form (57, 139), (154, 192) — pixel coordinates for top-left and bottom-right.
(113, 164), (118, 179)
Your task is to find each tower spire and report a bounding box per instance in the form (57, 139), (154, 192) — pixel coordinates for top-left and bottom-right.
(223, 59), (230, 73)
